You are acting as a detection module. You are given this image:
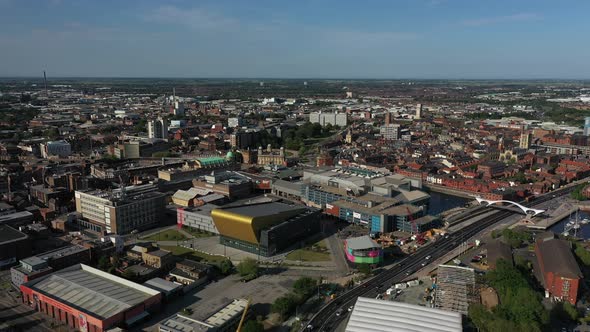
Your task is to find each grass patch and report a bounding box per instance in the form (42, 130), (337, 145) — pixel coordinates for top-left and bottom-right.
(286, 249), (331, 262)
(286, 239), (331, 262)
(142, 229), (187, 241)
(182, 226), (214, 238)
(159, 245), (226, 264)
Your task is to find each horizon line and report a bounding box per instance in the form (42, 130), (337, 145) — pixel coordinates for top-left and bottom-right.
(1, 76), (590, 82)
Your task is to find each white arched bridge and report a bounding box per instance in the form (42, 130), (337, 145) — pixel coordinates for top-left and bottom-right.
(475, 197), (545, 216)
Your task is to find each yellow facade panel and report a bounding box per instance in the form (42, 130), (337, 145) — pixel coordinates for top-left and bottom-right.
(211, 209), (258, 244)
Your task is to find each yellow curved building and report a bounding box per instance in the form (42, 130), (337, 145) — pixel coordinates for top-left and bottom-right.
(211, 202), (320, 256)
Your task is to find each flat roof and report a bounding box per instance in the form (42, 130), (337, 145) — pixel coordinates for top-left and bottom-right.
(346, 236), (379, 250)
(36, 244), (87, 260)
(204, 298), (248, 326)
(144, 278), (182, 293)
(0, 210), (33, 222)
(0, 224), (28, 243)
(220, 202), (303, 218)
(159, 298), (247, 332)
(346, 297), (462, 332)
(23, 264), (160, 319)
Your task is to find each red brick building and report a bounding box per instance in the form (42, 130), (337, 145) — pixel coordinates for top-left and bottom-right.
(20, 264), (162, 331)
(535, 233), (582, 305)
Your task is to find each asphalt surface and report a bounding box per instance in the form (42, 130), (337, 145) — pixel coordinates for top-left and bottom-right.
(304, 184), (578, 332)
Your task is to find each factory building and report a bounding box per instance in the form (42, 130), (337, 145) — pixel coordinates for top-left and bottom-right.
(20, 264), (162, 332)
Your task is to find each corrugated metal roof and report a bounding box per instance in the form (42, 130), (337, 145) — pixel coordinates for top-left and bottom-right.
(346, 297), (462, 332)
(27, 265), (155, 319)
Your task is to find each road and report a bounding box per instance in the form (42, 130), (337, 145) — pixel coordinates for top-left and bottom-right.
(304, 184), (578, 332)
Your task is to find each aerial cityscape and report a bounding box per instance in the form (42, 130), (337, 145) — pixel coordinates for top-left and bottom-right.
(1, 1), (590, 332)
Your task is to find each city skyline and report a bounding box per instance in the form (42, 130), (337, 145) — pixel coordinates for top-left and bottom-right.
(0, 0), (589, 79)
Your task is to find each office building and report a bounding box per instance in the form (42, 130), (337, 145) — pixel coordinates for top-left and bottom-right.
(75, 188), (166, 234)
(344, 236), (383, 264)
(309, 111), (348, 127)
(0, 225), (31, 268)
(211, 202), (320, 257)
(112, 140), (171, 158)
(227, 117), (243, 128)
(415, 103), (422, 119)
(230, 129), (259, 149)
(41, 140), (71, 158)
(20, 264), (162, 332)
(148, 117), (169, 139)
(192, 171), (253, 200)
(346, 297), (462, 332)
(585, 117), (590, 136)
(380, 124), (401, 140)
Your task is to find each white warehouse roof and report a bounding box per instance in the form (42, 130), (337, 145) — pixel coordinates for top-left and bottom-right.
(345, 297), (462, 332)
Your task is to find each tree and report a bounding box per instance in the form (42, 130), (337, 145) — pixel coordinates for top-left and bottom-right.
(43, 128), (59, 140)
(271, 294), (298, 318)
(293, 277), (317, 298)
(357, 263), (372, 275)
(473, 259), (549, 331)
(97, 255), (111, 271)
(573, 242), (590, 266)
(134, 118), (147, 133)
(122, 269), (136, 281)
(219, 259), (234, 275)
(237, 258), (259, 278)
(241, 320), (265, 332)
(552, 301), (579, 322)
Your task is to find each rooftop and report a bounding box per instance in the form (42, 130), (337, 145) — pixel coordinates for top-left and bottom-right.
(346, 236), (380, 250)
(219, 201), (303, 218)
(0, 210), (33, 222)
(346, 297), (462, 332)
(159, 298), (248, 332)
(536, 237), (582, 279)
(0, 224), (28, 243)
(144, 278), (182, 294)
(36, 244), (88, 261)
(23, 264), (160, 319)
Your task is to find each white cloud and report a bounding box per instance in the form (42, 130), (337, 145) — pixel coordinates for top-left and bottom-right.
(462, 13), (541, 27)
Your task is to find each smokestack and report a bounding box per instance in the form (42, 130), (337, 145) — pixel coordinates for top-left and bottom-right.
(43, 71), (48, 96)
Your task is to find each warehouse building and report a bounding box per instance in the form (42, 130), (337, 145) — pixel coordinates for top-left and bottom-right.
(211, 201), (320, 257)
(20, 264), (162, 332)
(344, 235), (383, 264)
(159, 298), (248, 332)
(346, 297), (462, 332)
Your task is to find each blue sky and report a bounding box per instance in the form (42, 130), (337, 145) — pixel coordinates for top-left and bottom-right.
(0, 0), (588, 78)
